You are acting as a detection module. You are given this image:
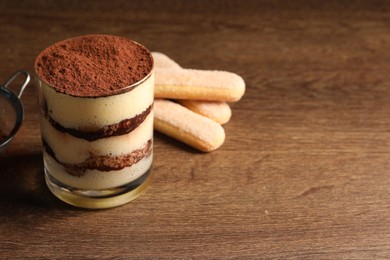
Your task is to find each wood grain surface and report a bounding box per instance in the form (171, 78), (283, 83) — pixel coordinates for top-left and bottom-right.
(1, 0), (390, 259)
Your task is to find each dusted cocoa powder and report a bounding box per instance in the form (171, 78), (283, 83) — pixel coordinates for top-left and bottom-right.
(35, 35), (153, 97)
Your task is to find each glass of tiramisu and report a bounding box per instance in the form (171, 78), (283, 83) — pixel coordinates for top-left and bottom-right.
(35, 35), (154, 209)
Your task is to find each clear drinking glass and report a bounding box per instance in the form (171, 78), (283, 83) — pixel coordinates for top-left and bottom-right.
(35, 37), (154, 209)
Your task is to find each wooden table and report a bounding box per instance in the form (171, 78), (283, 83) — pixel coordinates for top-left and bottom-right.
(1, 1), (389, 258)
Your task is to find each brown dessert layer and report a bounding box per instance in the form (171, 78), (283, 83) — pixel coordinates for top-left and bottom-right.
(46, 104), (152, 141)
(35, 35), (153, 97)
(43, 139), (152, 176)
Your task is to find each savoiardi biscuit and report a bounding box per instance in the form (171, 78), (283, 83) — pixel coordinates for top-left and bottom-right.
(154, 68), (245, 102)
(177, 100), (231, 125)
(153, 99), (225, 152)
(152, 52), (238, 124)
(152, 52), (181, 69)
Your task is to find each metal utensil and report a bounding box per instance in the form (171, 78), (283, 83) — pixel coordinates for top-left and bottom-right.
(0, 70), (30, 152)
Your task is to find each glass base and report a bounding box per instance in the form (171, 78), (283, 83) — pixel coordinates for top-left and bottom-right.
(45, 167), (153, 209)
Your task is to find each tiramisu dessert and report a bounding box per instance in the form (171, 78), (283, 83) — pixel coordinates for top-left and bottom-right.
(35, 35), (154, 208)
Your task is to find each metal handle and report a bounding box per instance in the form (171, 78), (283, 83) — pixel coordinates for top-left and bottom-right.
(3, 70), (30, 98)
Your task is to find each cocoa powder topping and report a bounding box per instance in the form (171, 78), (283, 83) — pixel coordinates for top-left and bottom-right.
(35, 35), (153, 97)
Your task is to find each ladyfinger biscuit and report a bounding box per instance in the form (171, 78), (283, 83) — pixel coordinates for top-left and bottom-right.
(178, 100), (232, 125)
(152, 52), (234, 124)
(154, 99), (225, 152)
(152, 52), (181, 69)
(154, 68), (245, 102)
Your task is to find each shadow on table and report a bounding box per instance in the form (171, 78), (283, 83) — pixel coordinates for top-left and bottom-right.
(0, 152), (74, 216)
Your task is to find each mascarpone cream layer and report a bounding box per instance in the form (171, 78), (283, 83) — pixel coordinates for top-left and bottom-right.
(41, 112), (153, 164)
(39, 73), (154, 129)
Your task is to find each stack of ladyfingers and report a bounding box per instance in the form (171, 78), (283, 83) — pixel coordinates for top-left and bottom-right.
(152, 52), (245, 152)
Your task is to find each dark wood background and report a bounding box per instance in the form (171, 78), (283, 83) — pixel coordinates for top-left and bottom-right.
(1, 0), (389, 258)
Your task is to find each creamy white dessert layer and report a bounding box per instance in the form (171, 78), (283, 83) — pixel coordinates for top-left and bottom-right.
(44, 152), (153, 190)
(41, 112), (153, 164)
(39, 73), (154, 129)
